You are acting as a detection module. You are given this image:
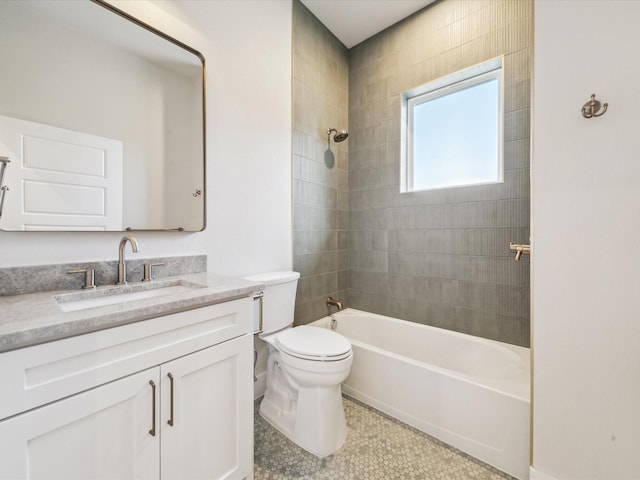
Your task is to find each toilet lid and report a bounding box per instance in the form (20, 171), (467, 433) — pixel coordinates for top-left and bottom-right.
(276, 326), (351, 360)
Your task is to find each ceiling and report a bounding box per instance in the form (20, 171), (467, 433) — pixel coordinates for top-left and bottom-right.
(300, 0), (435, 49)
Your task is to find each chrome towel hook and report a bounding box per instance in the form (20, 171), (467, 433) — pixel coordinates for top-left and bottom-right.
(582, 94), (608, 119)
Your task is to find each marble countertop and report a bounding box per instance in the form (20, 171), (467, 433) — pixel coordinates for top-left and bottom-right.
(0, 273), (264, 353)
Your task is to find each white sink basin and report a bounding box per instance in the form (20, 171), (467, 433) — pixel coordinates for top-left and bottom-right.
(55, 281), (204, 313)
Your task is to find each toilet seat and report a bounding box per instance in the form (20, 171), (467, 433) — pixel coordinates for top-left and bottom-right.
(275, 326), (351, 361)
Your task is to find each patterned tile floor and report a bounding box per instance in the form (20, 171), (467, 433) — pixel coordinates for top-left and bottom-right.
(254, 396), (516, 480)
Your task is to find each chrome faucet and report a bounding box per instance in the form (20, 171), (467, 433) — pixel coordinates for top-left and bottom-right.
(326, 297), (344, 315)
(117, 235), (139, 285)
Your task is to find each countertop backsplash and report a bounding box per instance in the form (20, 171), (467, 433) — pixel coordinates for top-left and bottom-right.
(0, 255), (207, 296)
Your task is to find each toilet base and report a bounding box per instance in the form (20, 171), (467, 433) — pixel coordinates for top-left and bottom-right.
(259, 350), (348, 457)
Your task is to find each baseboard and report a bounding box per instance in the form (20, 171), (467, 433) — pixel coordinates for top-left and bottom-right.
(530, 466), (558, 480)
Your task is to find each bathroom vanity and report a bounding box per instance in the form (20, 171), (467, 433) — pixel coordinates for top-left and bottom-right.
(0, 273), (261, 480)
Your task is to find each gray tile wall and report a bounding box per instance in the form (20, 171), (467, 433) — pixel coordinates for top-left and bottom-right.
(293, 0), (350, 324)
(348, 0), (532, 346)
(292, 0), (531, 345)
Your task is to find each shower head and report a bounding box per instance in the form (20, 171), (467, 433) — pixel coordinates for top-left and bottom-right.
(334, 130), (349, 142)
(327, 128), (349, 143)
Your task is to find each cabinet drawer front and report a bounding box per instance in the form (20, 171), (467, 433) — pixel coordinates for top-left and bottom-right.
(0, 297), (252, 420)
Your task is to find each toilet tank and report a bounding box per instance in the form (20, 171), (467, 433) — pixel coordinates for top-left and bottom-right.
(241, 271), (300, 335)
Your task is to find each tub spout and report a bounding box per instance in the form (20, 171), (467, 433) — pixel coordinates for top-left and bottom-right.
(326, 297), (344, 315)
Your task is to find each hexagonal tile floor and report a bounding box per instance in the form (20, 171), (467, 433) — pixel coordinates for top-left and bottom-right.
(254, 396), (516, 479)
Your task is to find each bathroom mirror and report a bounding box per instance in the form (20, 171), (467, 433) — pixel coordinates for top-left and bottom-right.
(0, 0), (205, 231)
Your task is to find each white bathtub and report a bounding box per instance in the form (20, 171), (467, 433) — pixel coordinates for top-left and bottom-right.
(311, 308), (530, 480)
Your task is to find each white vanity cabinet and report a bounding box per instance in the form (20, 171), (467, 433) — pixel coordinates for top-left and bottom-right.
(160, 335), (252, 480)
(0, 366), (161, 479)
(0, 297), (254, 480)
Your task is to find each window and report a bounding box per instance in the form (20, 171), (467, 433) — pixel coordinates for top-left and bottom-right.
(401, 58), (503, 192)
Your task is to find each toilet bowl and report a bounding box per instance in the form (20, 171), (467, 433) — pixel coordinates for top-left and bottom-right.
(242, 272), (352, 457)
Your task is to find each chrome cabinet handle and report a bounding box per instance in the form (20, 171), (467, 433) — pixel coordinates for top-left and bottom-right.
(167, 373), (174, 427)
(149, 380), (157, 437)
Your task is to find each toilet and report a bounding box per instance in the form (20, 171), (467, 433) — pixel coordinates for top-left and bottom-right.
(243, 271), (353, 457)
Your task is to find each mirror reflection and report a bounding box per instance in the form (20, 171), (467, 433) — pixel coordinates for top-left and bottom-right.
(0, 0), (205, 231)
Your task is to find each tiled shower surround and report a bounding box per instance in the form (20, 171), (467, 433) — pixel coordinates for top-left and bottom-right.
(293, 0), (531, 347)
(292, 0), (349, 323)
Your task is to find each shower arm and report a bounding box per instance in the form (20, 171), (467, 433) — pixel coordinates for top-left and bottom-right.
(327, 128), (337, 148)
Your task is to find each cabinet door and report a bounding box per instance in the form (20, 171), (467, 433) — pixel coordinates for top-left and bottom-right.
(0, 368), (160, 480)
(160, 334), (253, 480)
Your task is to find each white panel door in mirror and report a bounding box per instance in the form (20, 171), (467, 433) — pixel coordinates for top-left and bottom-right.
(0, 115), (123, 231)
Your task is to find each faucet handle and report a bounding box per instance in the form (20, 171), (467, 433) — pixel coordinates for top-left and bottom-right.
(509, 243), (531, 262)
(67, 268), (96, 289)
(142, 263), (165, 282)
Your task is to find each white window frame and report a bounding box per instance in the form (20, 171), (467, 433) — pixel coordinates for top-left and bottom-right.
(401, 57), (504, 193)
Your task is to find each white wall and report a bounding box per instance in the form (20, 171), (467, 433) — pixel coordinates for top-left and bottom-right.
(0, 0), (293, 277)
(532, 1), (640, 478)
